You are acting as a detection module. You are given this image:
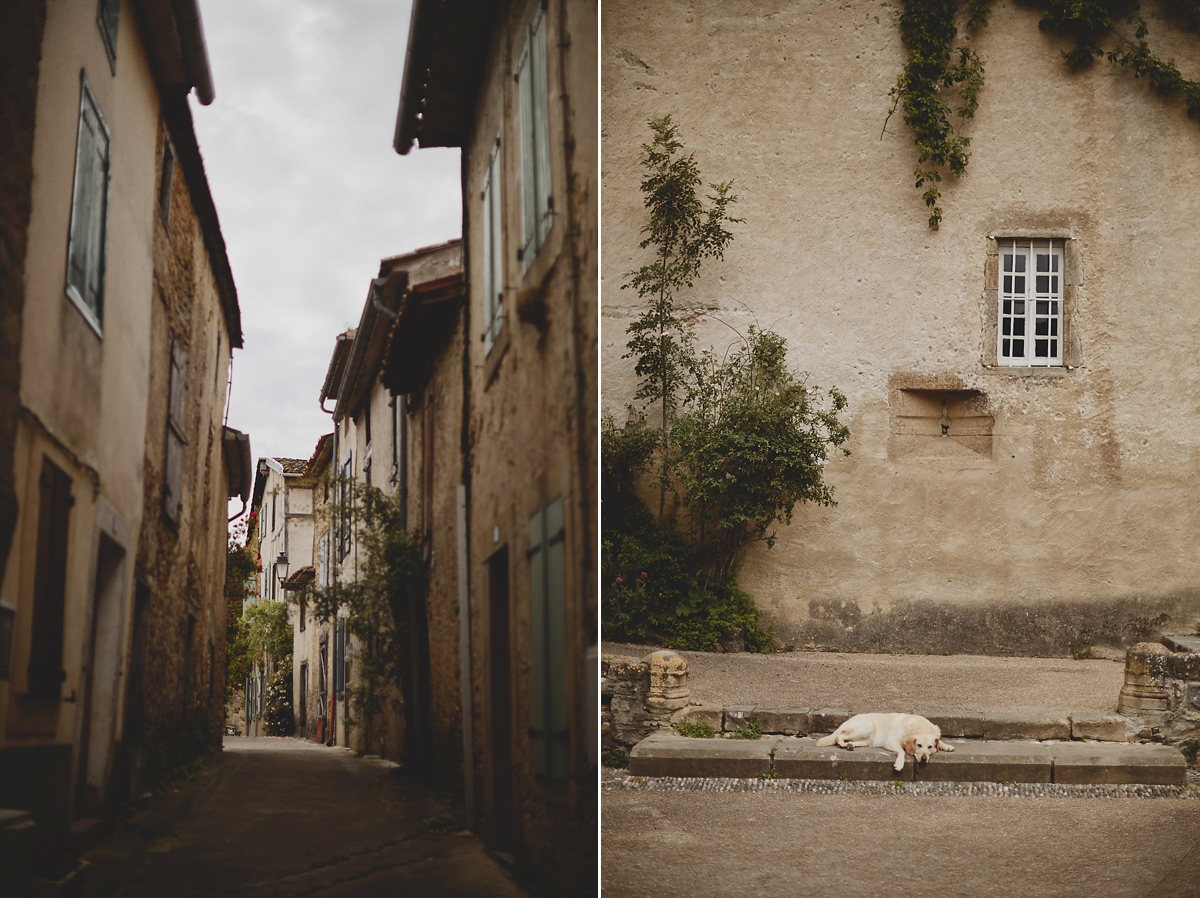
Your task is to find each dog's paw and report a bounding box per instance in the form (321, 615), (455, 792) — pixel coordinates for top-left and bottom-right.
(939, 741), (956, 753)
(893, 761), (905, 772)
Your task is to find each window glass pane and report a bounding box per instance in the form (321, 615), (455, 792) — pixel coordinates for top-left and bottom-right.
(1013, 339), (1024, 356)
(1035, 339), (1049, 357)
(1014, 255), (1026, 272)
(1013, 277), (1025, 294)
(1036, 276), (1049, 293)
(1013, 319), (1025, 336)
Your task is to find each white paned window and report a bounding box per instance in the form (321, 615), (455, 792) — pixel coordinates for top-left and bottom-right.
(517, 6), (552, 272)
(65, 74), (111, 333)
(998, 239), (1064, 367)
(482, 138), (504, 351)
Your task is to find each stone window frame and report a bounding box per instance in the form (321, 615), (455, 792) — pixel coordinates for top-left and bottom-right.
(982, 230), (1082, 371)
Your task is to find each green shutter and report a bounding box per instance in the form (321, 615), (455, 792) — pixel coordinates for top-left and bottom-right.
(529, 498), (568, 781)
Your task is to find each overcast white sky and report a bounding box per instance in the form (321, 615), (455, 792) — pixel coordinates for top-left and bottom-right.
(191, 0), (461, 470)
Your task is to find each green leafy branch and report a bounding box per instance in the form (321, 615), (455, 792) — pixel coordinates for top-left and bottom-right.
(887, 0), (991, 229)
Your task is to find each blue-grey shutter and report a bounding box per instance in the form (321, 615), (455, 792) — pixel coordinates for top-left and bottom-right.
(334, 618), (345, 698)
(482, 141), (503, 350)
(66, 77), (110, 325)
(98, 0), (119, 65)
(529, 498), (567, 780)
(517, 8), (551, 272)
(164, 342), (187, 523)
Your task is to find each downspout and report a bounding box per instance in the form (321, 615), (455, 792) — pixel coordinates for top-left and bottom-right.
(457, 148), (475, 828)
(558, 0), (595, 774)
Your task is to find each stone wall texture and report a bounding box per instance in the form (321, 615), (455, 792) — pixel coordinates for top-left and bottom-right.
(0, 0), (45, 586)
(601, 0), (1200, 656)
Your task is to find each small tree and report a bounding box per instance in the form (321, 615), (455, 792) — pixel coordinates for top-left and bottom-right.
(604, 117), (850, 651)
(306, 480), (424, 739)
(623, 114), (741, 522)
(673, 327), (849, 580)
(224, 520), (256, 700)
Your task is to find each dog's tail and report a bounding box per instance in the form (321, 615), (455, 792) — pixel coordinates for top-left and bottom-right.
(815, 734), (837, 747)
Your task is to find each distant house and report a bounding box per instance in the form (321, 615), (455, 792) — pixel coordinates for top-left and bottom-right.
(0, 0), (247, 845)
(244, 457), (313, 738)
(315, 239), (465, 760)
(395, 0), (597, 890)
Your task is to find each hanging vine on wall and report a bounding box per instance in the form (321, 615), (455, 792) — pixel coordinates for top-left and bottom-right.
(890, 0), (1200, 229)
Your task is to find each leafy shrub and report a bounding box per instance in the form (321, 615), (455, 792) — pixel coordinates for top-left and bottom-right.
(263, 658), (294, 736)
(674, 719), (716, 738)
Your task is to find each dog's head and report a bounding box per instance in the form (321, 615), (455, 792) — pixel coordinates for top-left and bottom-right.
(904, 727), (943, 765)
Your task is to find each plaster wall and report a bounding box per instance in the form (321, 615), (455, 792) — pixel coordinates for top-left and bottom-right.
(601, 0), (1200, 655)
(1, 0), (159, 822)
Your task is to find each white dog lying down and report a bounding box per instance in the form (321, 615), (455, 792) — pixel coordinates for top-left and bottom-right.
(816, 713), (955, 772)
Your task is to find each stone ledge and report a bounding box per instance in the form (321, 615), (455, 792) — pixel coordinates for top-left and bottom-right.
(628, 730), (773, 778)
(1048, 742), (1187, 786)
(915, 740), (1051, 783)
(1069, 712), (1128, 742)
(626, 733), (1188, 784)
(774, 737), (915, 781)
(981, 713), (1071, 741)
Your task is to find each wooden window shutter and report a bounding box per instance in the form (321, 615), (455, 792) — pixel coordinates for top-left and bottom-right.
(29, 458), (74, 699)
(517, 8), (552, 273)
(164, 341), (188, 523)
(529, 498), (568, 780)
(66, 76), (110, 326)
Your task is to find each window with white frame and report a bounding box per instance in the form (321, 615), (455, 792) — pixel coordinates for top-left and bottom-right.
(66, 74), (111, 332)
(998, 239), (1064, 367)
(516, 6), (552, 272)
(482, 138), (504, 352)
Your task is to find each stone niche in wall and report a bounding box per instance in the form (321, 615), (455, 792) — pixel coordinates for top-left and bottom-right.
(887, 373), (993, 460)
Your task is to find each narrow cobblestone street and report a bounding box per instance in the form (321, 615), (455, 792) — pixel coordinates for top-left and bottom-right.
(81, 738), (528, 897)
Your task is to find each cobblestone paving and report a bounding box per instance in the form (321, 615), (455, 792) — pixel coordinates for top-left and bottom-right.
(603, 766), (1200, 799)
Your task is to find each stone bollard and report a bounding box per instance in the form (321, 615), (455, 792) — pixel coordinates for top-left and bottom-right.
(1118, 642), (1171, 730)
(601, 651), (690, 751)
(643, 650), (690, 723)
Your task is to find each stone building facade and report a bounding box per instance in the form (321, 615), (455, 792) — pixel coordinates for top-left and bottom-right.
(0, 0), (246, 837)
(316, 240), (466, 763)
(395, 1), (598, 890)
(601, 0), (1200, 657)
(244, 457), (311, 738)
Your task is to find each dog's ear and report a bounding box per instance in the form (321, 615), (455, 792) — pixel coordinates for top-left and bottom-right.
(903, 737), (916, 756)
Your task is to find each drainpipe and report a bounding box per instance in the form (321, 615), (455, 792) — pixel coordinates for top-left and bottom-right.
(458, 147), (475, 827)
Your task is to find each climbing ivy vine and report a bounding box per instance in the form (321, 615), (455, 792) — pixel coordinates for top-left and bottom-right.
(890, 0), (1200, 229)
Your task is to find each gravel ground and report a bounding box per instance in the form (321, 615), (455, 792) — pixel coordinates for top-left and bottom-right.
(601, 782), (1200, 898)
(603, 642), (1127, 714)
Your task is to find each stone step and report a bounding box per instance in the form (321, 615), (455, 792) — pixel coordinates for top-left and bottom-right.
(695, 705), (1133, 742)
(628, 730), (1189, 785)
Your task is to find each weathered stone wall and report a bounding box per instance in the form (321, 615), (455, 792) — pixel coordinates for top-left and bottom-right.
(1119, 642), (1200, 743)
(408, 313), (465, 772)
(461, 0), (597, 887)
(132, 93), (235, 791)
(601, 651), (690, 752)
(601, 0), (1200, 656)
(0, 0), (45, 587)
